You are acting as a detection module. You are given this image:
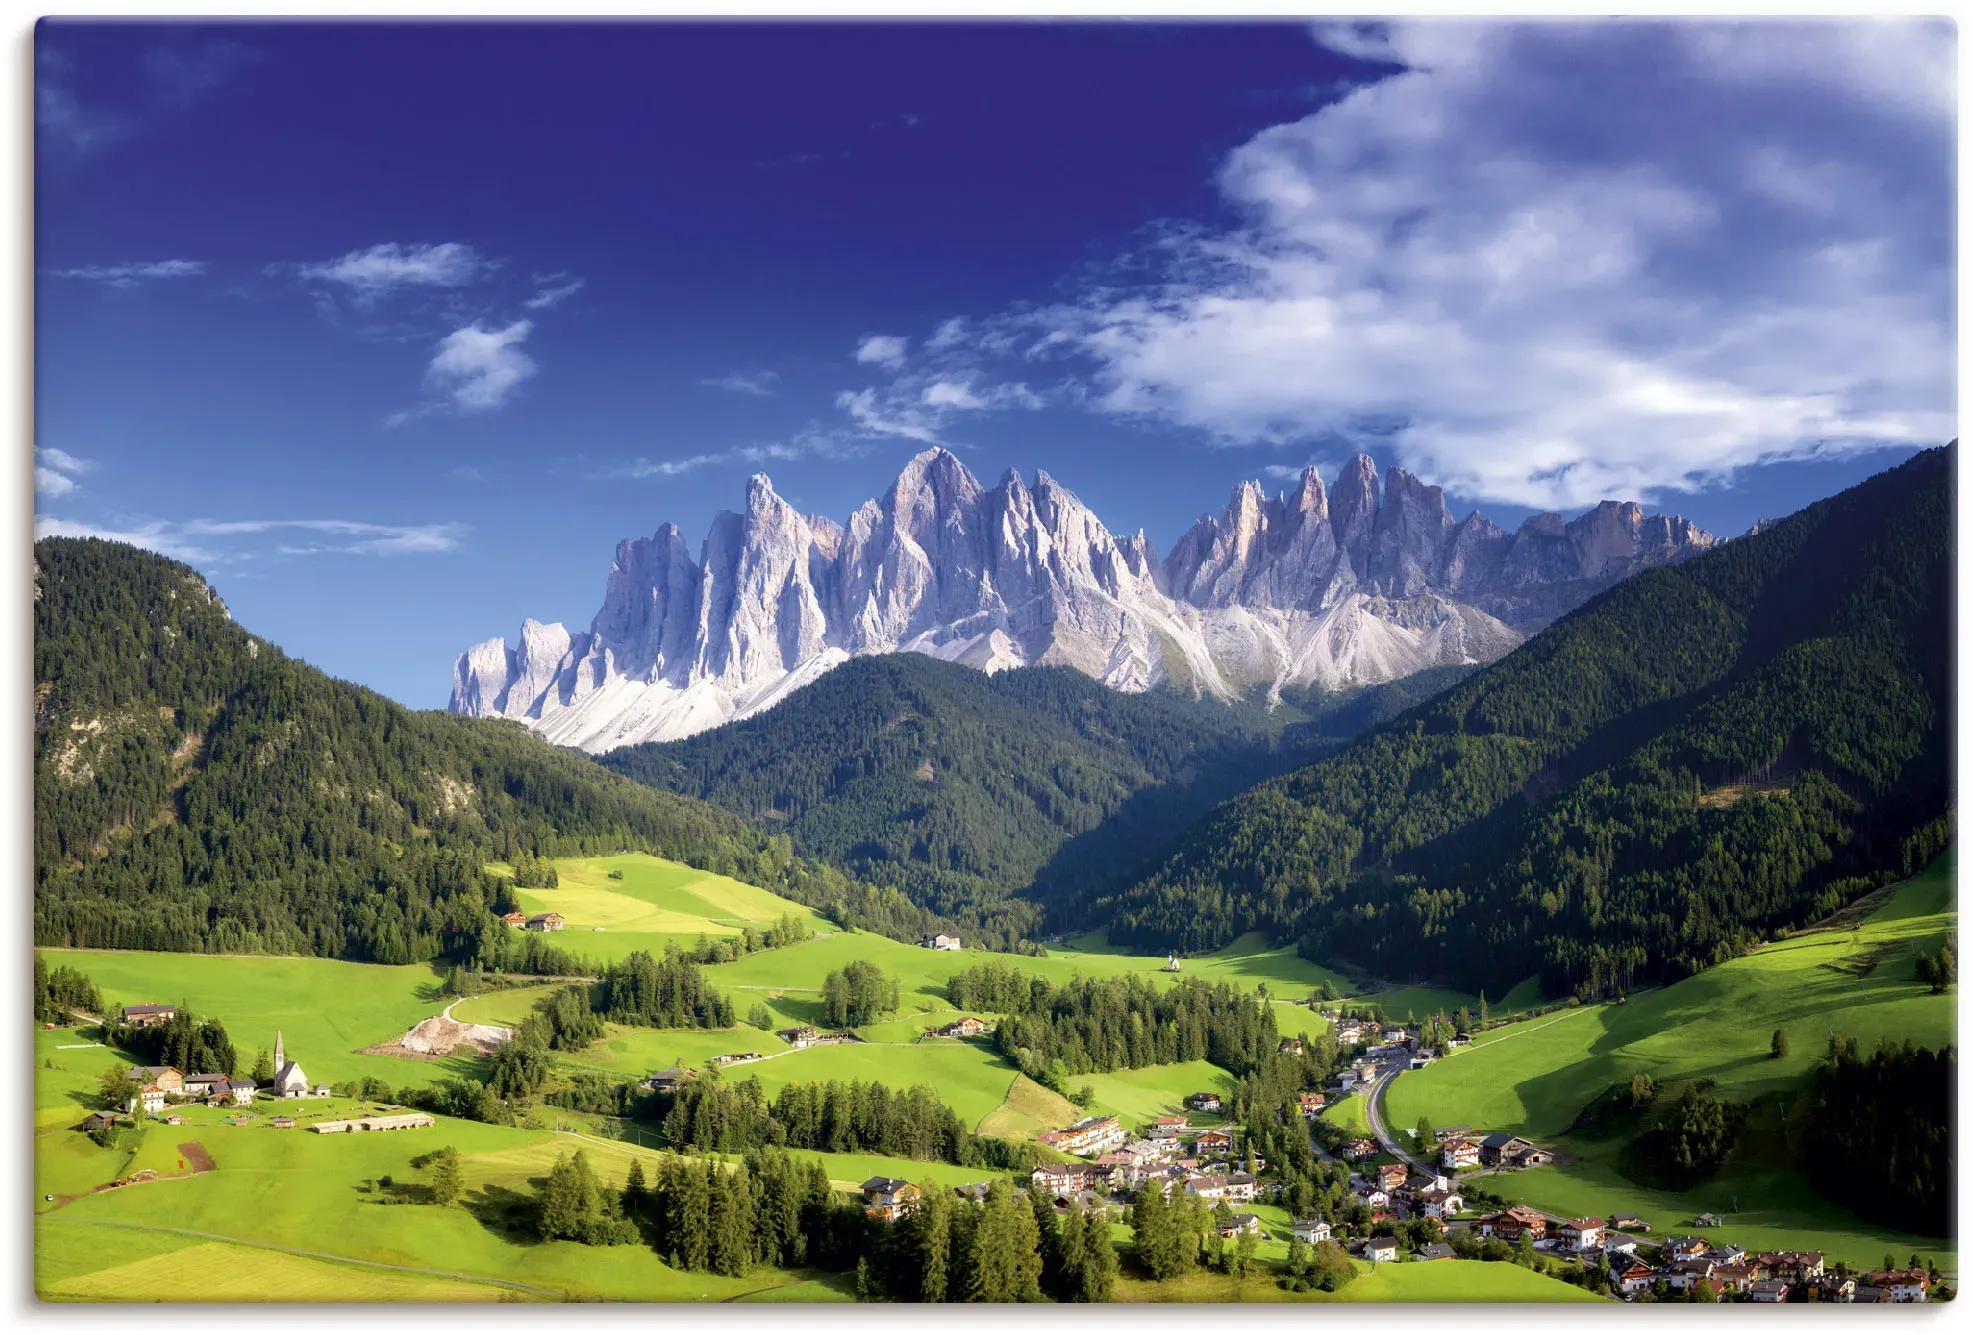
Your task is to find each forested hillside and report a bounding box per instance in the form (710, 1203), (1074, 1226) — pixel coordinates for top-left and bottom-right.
(32, 539), (1019, 962)
(1100, 446), (1954, 998)
(599, 652), (1473, 922)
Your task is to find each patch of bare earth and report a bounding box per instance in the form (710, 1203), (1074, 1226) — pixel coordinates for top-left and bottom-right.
(361, 1012), (512, 1060)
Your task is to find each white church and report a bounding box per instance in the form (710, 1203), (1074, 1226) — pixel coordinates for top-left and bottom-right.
(269, 1031), (329, 1099)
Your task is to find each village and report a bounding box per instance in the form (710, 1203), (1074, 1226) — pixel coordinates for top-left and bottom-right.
(839, 1017), (1937, 1305)
(79, 1010), (438, 1141)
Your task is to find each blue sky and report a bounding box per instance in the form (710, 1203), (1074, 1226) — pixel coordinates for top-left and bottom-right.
(35, 18), (1955, 708)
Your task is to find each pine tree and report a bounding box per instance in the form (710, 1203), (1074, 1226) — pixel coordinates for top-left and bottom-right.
(909, 1181), (953, 1301)
(430, 1146), (463, 1207)
(622, 1158), (648, 1217)
(538, 1153), (584, 1240)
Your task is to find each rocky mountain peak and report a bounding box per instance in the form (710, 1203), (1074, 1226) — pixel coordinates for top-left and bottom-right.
(451, 450), (1717, 750)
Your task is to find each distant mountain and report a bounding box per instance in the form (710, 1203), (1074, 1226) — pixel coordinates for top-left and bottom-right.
(32, 538), (1007, 961)
(1098, 446), (1954, 998)
(450, 448), (1716, 750)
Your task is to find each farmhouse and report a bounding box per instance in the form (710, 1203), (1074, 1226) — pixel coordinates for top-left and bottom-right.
(1342, 1138), (1378, 1161)
(1291, 1218), (1332, 1244)
(1416, 1243), (1456, 1262)
(1333, 1022), (1366, 1045)
(1477, 1132), (1550, 1167)
(1666, 1237), (1710, 1263)
(499, 911), (527, 927)
(182, 1073), (228, 1098)
(861, 1176), (920, 1223)
(1363, 1237), (1399, 1263)
(1186, 1091), (1223, 1113)
(1613, 1262), (1657, 1297)
(1440, 1139), (1480, 1170)
(205, 1079), (255, 1107)
(1558, 1217), (1605, 1251)
(1665, 1260), (1715, 1293)
(126, 1066), (184, 1093)
(1381, 1026), (1408, 1044)
(1297, 1091), (1326, 1117)
(1375, 1161), (1406, 1191)
(1184, 1174), (1227, 1201)
(640, 1066), (696, 1094)
(1478, 1206), (1546, 1241)
(1811, 1276), (1857, 1303)
(1278, 1037), (1304, 1056)
(1217, 1213), (1264, 1239)
(78, 1111), (119, 1133)
(120, 1004), (177, 1028)
(1353, 1186), (1389, 1209)
(930, 1016), (988, 1039)
(524, 912), (565, 932)
(776, 1025), (819, 1048)
(1193, 1128), (1233, 1156)
(1611, 1214), (1650, 1233)
(1864, 1270), (1930, 1302)
(1711, 1263), (1758, 1294)
(312, 1113), (436, 1134)
(1415, 1188), (1463, 1219)
(129, 1086), (167, 1115)
(1749, 1280), (1790, 1303)
(919, 933), (963, 951)
(1223, 1172), (1259, 1203)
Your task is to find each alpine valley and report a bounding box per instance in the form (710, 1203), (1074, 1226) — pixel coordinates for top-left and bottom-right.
(450, 449), (1718, 750)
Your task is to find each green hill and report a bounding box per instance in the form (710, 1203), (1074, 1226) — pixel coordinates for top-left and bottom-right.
(598, 651), (1475, 928)
(1101, 446), (1953, 997)
(31, 538), (954, 963)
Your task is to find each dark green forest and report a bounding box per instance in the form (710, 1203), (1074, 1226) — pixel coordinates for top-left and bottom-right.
(31, 538), (998, 963)
(598, 649), (1471, 931)
(1801, 1037), (1954, 1236)
(1099, 447), (1954, 996)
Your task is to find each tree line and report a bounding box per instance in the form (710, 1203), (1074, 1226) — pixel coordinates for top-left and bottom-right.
(33, 954), (103, 1025)
(1801, 1036), (1954, 1235)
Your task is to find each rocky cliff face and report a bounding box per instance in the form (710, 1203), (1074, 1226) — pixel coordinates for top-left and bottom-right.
(451, 449), (1717, 750)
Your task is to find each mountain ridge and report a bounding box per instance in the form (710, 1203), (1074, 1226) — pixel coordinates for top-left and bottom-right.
(451, 449), (1717, 750)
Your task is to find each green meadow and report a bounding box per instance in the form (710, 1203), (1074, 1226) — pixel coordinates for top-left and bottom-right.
(1114, 1258), (1606, 1303)
(491, 853), (836, 965)
(1382, 854), (1957, 1271)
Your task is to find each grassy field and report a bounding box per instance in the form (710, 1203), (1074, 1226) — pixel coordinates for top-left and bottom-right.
(34, 949), (470, 1089)
(40, 1232), (534, 1303)
(1071, 1061), (1240, 1129)
(1319, 1093), (1372, 1139)
(977, 1074), (1083, 1141)
(490, 854), (837, 965)
(1382, 854), (1957, 1271)
(1114, 1258), (1606, 1303)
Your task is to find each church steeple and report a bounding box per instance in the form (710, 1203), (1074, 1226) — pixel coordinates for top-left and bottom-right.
(274, 1030), (285, 1072)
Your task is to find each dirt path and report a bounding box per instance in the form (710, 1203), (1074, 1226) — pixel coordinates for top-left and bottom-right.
(50, 1218), (566, 1299)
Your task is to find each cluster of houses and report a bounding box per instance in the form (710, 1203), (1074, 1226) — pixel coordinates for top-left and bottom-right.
(497, 911), (566, 932)
(109, 1031), (329, 1121)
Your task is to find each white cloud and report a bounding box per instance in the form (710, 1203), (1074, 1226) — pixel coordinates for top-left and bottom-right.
(524, 274), (586, 310)
(701, 370), (782, 397)
(602, 431), (867, 481)
(914, 18), (1953, 509)
(35, 446), (94, 496)
(424, 320), (537, 413)
(46, 260), (205, 287)
(835, 388), (947, 445)
(33, 516), (218, 564)
(854, 334), (909, 370)
(292, 242), (492, 303)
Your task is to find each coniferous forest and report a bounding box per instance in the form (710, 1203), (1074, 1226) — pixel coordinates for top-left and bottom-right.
(1099, 447), (1954, 996)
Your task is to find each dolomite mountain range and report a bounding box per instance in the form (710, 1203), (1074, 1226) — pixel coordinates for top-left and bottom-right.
(450, 448), (1718, 752)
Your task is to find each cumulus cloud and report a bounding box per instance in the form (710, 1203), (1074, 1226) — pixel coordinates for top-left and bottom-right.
(888, 19), (1954, 509)
(423, 320), (537, 413)
(701, 370), (782, 397)
(854, 334), (910, 370)
(291, 242), (492, 304)
(46, 260), (205, 286)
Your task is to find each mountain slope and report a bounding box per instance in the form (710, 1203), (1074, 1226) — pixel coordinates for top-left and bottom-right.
(1098, 446), (1954, 997)
(599, 655), (1484, 925)
(33, 538), (1013, 961)
(450, 448), (1715, 749)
